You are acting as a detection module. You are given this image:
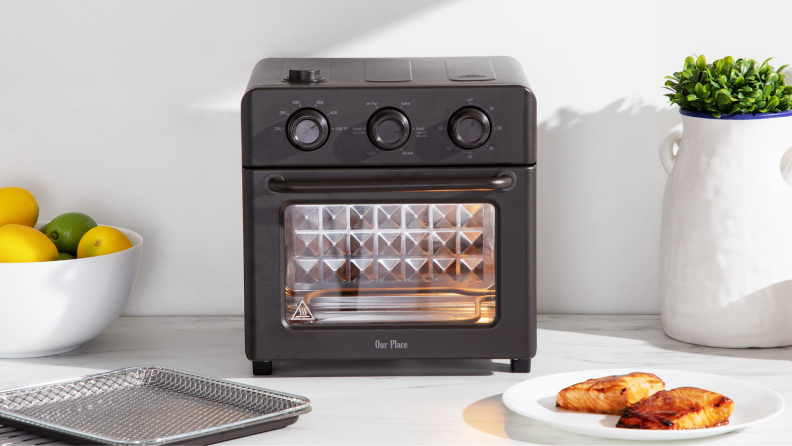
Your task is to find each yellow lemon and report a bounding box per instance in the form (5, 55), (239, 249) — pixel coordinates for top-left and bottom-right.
(77, 226), (133, 258)
(0, 224), (59, 263)
(0, 187), (39, 228)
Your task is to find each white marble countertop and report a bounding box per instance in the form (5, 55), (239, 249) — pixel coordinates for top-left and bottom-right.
(1, 315), (790, 445)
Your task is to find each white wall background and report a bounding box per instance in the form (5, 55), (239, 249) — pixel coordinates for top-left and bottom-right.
(2, 0), (791, 315)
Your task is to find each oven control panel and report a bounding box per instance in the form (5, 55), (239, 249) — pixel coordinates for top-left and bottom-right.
(242, 86), (536, 167)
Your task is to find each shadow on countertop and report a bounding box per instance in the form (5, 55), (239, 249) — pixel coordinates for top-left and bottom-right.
(462, 393), (743, 445)
(264, 358), (511, 377)
(0, 316), (513, 380)
(539, 314), (792, 363)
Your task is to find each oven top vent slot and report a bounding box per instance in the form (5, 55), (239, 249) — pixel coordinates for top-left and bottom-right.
(365, 59), (413, 82)
(446, 58), (497, 81)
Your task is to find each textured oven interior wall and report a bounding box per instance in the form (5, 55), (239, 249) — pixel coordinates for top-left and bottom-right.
(1, 0), (790, 315)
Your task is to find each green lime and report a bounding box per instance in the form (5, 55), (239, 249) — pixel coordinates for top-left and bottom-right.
(46, 212), (97, 256)
(39, 223), (48, 234)
(58, 252), (75, 260)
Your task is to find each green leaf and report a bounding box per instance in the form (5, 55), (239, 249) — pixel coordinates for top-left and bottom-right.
(665, 80), (677, 87)
(784, 86), (792, 94)
(778, 64), (789, 73)
(724, 56), (734, 74)
(715, 59), (724, 75)
(717, 91), (731, 105)
(696, 55), (707, 71)
(768, 96), (780, 109)
(761, 57), (773, 69)
(695, 83), (704, 96)
(763, 84), (773, 97)
(729, 105), (740, 114)
(664, 76), (678, 81)
(687, 94), (698, 101)
(711, 110), (722, 118)
(684, 56), (696, 71)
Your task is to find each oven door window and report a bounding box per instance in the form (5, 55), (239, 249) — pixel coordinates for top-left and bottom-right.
(283, 203), (496, 325)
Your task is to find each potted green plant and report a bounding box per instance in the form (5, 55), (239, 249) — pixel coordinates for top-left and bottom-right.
(658, 56), (792, 348)
(664, 55), (791, 118)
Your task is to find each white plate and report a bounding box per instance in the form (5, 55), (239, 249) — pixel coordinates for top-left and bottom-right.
(502, 368), (784, 441)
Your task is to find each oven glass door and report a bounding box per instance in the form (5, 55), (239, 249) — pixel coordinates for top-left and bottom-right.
(283, 203), (496, 325)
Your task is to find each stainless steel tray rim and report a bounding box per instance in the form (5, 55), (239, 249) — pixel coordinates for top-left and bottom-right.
(0, 402), (312, 445)
(0, 366), (311, 445)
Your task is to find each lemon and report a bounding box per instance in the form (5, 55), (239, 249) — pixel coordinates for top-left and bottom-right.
(58, 252), (75, 260)
(0, 187), (39, 228)
(77, 226), (133, 258)
(47, 212), (97, 256)
(0, 224), (59, 263)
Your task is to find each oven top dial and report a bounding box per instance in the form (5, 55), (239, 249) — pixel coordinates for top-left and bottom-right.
(368, 108), (410, 150)
(287, 109), (329, 150)
(448, 107), (491, 150)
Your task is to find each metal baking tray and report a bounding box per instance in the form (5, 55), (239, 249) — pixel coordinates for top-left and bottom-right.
(0, 366), (311, 445)
(0, 423), (68, 445)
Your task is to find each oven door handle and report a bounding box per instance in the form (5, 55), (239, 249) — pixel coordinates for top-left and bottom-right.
(267, 173), (514, 194)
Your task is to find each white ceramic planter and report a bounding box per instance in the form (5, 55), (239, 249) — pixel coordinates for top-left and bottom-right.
(659, 109), (792, 347)
(0, 224), (142, 357)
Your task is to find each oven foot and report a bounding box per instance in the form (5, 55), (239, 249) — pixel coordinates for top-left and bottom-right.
(252, 361), (272, 376)
(510, 359), (531, 373)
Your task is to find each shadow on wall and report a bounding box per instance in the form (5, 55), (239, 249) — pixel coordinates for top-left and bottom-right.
(536, 100), (681, 314)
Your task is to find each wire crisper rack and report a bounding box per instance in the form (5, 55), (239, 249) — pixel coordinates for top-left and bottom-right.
(0, 367), (311, 445)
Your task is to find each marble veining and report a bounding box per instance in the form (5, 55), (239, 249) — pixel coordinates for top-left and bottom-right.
(0, 315), (789, 445)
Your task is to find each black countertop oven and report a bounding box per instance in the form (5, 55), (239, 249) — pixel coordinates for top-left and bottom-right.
(241, 57), (536, 375)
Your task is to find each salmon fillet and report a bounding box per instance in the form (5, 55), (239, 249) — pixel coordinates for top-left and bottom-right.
(556, 372), (665, 415)
(616, 387), (734, 430)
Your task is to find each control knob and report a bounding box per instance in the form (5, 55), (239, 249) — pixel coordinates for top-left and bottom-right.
(368, 108), (410, 150)
(448, 107), (491, 149)
(286, 109), (329, 150)
(284, 67), (326, 83)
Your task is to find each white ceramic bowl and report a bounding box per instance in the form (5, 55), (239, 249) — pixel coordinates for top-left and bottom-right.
(0, 222), (143, 358)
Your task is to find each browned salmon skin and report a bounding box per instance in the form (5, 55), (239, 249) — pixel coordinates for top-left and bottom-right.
(616, 387), (734, 430)
(556, 372), (665, 415)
